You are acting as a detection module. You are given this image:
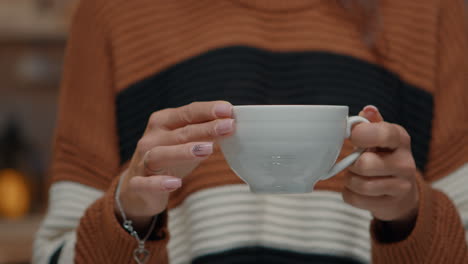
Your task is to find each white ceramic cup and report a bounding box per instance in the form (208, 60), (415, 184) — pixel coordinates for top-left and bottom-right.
(218, 105), (369, 194)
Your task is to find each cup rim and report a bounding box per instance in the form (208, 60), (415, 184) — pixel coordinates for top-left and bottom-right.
(233, 105), (348, 110)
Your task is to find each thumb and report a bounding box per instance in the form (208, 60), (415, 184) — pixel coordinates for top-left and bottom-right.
(359, 105), (383, 123)
(130, 175), (182, 192)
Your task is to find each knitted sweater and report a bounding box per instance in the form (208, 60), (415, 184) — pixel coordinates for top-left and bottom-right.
(34, 0), (468, 263)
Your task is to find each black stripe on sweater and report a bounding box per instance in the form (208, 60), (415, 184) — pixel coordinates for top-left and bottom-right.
(116, 46), (433, 171)
(48, 243), (64, 264)
(192, 246), (365, 264)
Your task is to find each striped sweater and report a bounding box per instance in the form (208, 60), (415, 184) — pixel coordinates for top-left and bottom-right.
(34, 0), (468, 263)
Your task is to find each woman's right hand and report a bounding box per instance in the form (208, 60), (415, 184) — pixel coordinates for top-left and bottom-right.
(115, 101), (234, 229)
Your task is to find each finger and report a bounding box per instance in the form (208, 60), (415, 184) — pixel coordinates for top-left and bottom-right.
(342, 187), (394, 211)
(359, 105), (384, 123)
(144, 142), (213, 173)
(168, 118), (234, 144)
(348, 151), (394, 176)
(149, 101), (232, 130)
(394, 124), (412, 148)
(344, 172), (412, 197)
(349, 148), (416, 177)
(350, 122), (401, 149)
(130, 175), (182, 192)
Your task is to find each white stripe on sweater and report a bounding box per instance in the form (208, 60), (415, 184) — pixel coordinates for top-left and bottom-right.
(33, 181), (103, 264)
(432, 163), (468, 242)
(167, 185), (373, 264)
(33, 163), (468, 264)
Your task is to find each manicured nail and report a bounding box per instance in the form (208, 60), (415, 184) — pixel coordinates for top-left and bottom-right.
(363, 105), (378, 118)
(214, 103), (233, 117)
(364, 105), (378, 113)
(216, 119), (234, 135)
(192, 143), (213, 157)
(163, 178), (182, 190)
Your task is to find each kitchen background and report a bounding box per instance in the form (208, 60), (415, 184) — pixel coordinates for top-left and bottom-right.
(0, 0), (77, 263)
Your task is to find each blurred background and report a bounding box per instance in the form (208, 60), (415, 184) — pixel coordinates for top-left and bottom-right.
(0, 0), (78, 263)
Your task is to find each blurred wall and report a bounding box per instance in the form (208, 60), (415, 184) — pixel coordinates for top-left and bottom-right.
(0, 1), (74, 263)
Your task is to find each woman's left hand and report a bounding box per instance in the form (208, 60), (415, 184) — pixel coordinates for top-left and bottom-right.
(343, 105), (419, 228)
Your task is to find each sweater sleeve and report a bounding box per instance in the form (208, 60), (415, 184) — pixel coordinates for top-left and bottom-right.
(370, 0), (468, 263)
(50, 0), (119, 190)
(33, 182), (104, 264)
(76, 176), (169, 263)
(41, 0), (170, 262)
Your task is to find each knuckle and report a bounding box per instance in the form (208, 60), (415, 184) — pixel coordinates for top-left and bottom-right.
(206, 126), (217, 138)
(402, 134), (411, 147)
(176, 125), (191, 143)
(395, 157), (416, 175)
(142, 177), (163, 191)
(355, 152), (374, 173)
(181, 103), (196, 123)
(388, 124), (401, 143)
(148, 146), (162, 158)
(157, 178), (167, 190)
(387, 125), (398, 143)
(400, 131), (411, 147)
(359, 180), (374, 194)
(394, 124), (411, 146)
(350, 124), (368, 146)
(137, 138), (152, 155)
(148, 111), (165, 129)
(193, 122), (216, 140)
(197, 123), (216, 140)
(399, 163), (416, 176)
(378, 123), (393, 144)
(398, 181), (412, 193)
(128, 177), (144, 191)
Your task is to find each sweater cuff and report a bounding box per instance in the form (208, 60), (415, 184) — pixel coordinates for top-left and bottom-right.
(370, 174), (435, 263)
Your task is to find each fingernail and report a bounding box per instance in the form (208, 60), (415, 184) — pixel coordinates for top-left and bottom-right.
(214, 103), (232, 117)
(216, 119), (234, 135)
(364, 105), (378, 113)
(192, 143), (213, 157)
(163, 178), (182, 190)
(363, 105), (378, 118)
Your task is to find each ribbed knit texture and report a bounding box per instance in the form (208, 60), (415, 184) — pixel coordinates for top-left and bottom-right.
(48, 0), (468, 263)
(33, 182), (103, 264)
(167, 185), (374, 263)
(75, 177), (169, 263)
(115, 46), (434, 171)
(425, 0), (468, 182)
(371, 172), (468, 264)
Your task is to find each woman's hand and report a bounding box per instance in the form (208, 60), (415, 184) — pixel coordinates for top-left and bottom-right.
(116, 101), (234, 229)
(343, 105), (419, 233)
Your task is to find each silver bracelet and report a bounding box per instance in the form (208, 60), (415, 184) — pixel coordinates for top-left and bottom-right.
(115, 171), (158, 264)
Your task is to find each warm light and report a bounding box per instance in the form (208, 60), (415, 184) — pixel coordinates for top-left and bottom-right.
(0, 169), (31, 219)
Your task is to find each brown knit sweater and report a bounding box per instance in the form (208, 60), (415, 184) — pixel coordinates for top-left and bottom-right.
(49, 0), (468, 263)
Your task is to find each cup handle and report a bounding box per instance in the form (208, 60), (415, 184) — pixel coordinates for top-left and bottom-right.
(322, 116), (370, 180)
